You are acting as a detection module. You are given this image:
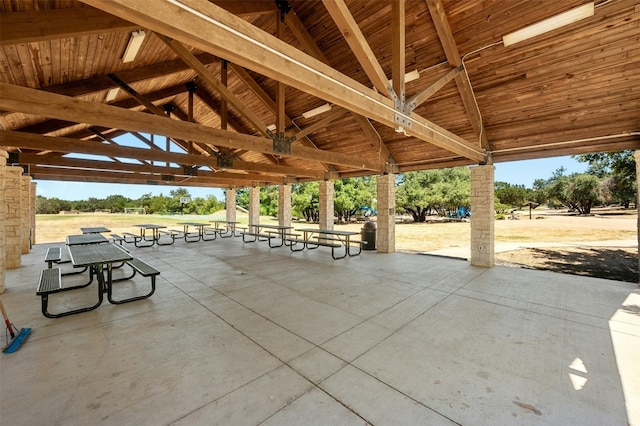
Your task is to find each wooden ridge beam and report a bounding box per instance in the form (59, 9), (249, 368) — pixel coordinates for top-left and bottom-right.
(79, 0), (484, 162)
(0, 83), (383, 171)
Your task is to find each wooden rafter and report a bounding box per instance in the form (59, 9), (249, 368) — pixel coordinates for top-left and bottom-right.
(321, 0), (391, 96)
(391, 0), (406, 104)
(425, 0), (489, 150)
(407, 66), (462, 109)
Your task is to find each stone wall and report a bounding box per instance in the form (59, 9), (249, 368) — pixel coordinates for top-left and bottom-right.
(0, 151), (7, 292)
(4, 166), (23, 270)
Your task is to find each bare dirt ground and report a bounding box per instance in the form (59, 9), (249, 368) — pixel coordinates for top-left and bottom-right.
(35, 207), (639, 283)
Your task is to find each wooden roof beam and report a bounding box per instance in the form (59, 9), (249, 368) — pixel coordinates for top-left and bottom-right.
(425, 0), (489, 151)
(78, 0), (485, 163)
(0, 130), (326, 179)
(16, 154), (284, 183)
(1, 83), (383, 171)
(321, 0), (391, 97)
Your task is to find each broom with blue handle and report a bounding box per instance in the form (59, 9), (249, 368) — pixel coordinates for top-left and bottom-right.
(1, 296), (31, 354)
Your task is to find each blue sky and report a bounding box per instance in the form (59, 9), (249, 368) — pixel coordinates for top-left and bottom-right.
(34, 156), (589, 201)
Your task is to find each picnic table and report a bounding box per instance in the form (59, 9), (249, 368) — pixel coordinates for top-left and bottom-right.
(132, 224), (169, 247)
(66, 233), (109, 246)
(209, 220), (241, 238)
(291, 228), (363, 259)
(177, 222), (216, 242)
(241, 224), (293, 247)
(36, 242), (161, 318)
(80, 226), (111, 234)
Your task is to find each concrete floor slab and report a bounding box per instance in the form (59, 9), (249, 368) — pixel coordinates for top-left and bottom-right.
(1, 238), (638, 425)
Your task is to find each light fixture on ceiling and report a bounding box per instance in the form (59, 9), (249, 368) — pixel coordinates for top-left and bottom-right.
(122, 30), (146, 63)
(266, 124), (277, 131)
(301, 103), (332, 119)
(502, 2), (594, 47)
(105, 87), (119, 102)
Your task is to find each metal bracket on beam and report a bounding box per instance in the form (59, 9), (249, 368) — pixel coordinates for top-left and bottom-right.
(268, 130), (296, 155)
(216, 151), (237, 168)
(390, 84), (412, 131)
(275, 0), (292, 21)
(182, 165), (198, 176)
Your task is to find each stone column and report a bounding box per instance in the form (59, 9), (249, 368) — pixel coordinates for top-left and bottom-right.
(21, 175), (31, 254)
(319, 180), (334, 230)
(248, 187), (260, 232)
(278, 184), (292, 227)
(0, 150), (7, 292)
(225, 188), (237, 223)
(4, 165), (23, 269)
(31, 182), (37, 246)
(470, 164), (495, 267)
(376, 174), (396, 253)
(635, 151), (640, 286)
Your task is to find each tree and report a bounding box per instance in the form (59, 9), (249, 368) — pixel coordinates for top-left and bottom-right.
(544, 168), (604, 214)
(495, 182), (527, 208)
(292, 182), (319, 222)
(574, 151), (636, 208)
(396, 168), (471, 221)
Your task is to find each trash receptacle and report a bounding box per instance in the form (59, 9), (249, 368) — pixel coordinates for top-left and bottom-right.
(361, 221), (376, 250)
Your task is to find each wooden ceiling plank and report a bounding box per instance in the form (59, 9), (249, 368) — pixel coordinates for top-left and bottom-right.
(321, 0), (391, 96)
(158, 35), (270, 137)
(0, 7), (139, 45)
(425, 0), (488, 150)
(77, 0), (485, 162)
